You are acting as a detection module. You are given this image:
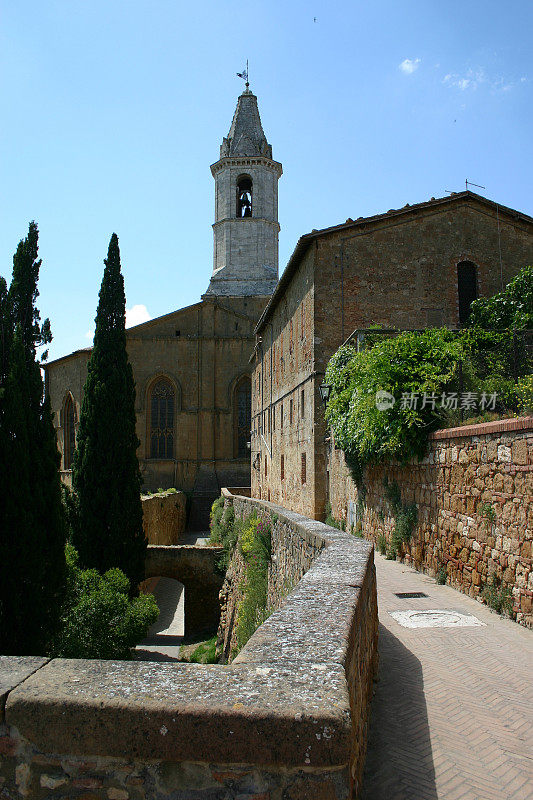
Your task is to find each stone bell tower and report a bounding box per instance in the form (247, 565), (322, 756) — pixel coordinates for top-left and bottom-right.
(205, 85), (282, 296)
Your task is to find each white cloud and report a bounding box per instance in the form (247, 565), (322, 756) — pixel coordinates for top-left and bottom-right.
(443, 67), (523, 93)
(399, 58), (421, 75)
(85, 329), (94, 341)
(126, 304), (152, 328)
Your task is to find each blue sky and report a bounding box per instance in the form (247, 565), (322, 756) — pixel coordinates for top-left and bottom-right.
(1, 0), (532, 361)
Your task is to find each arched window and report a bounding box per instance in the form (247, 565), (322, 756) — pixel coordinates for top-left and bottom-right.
(457, 261), (478, 325)
(236, 176), (252, 218)
(63, 394), (76, 470)
(149, 378), (175, 459)
(234, 376), (251, 458)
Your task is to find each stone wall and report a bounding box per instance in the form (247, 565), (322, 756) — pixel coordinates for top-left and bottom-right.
(329, 416), (533, 628)
(0, 493), (378, 800)
(216, 489), (326, 661)
(141, 491), (186, 545)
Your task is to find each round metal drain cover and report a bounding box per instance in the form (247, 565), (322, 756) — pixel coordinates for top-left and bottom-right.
(410, 610), (463, 626)
(389, 608), (485, 629)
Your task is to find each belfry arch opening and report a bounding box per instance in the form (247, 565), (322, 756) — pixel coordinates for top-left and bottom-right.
(236, 175), (252, 218)
(457, 261), (478, 325)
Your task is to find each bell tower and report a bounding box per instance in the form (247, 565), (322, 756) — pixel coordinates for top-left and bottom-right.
(205, 86), (282, 297)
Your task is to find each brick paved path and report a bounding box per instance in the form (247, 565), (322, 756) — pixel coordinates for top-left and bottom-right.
(362, 553), (533, 800)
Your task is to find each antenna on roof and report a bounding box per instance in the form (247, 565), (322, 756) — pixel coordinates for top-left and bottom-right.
(465, 179), (486, 191)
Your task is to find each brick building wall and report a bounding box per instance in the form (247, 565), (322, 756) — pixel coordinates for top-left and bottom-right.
(253, 193), (533, 521)
(328, 417), (533, 628)
(251, 247), (318, 514)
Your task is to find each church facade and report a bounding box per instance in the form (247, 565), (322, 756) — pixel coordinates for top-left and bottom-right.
(44, 86), (281, 528)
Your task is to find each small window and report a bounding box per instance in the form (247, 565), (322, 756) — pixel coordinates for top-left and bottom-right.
(301, 389), (305, 418)
(264, 455), (268, 478)
(280, 402), (283, 430)
(457, 261), (478, 325)
(273, 405), (276, 431)
(281, 454), (285, 481)
(289, 398), (293, 425)
(237, 176), (252, 218)
(63, 394), (76, 470)
(301, 452), (307, 485)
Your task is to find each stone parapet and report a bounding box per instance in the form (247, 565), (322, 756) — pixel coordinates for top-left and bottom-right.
(0, 493), (378, 800)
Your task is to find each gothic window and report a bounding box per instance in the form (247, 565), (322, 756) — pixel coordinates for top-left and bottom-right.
(237, 176), (252, 218)
(457, 261), (478, 325)
(234, 375), (251, 458)
(149, 378), (175, 459)
(63, 394), (76, 470)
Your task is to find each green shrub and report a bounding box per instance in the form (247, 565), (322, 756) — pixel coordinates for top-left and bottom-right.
(49, 545), (158, 660)
(324, 502), (342, 529)
(517, 374), (533, 414)
(235, 517), (272, 653)
(325, 329), (462, 477)
(479, 502), (496, 524)
(187, 635), (218, 664)
(482, 575), (513, 616)
(209, 496), (225, 544)
(376, 533), (387, 555)
(436, 565), (447, 585)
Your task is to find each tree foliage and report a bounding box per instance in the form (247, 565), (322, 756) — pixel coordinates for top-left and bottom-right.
(468, 266), (533, 330)
(72, 234), (146, 591)
(324, 267), (533, 479)
(325, 329), (462, 478)
(0, 222), (66, 655)
(49, 545), (158, 660)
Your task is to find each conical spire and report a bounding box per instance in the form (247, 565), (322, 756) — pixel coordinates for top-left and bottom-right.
(220, 89), (273, 159)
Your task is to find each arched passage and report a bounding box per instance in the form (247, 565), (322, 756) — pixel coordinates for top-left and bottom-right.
(140, 576), (185, 637)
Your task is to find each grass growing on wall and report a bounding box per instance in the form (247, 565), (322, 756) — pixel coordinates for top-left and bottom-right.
(235, 514), (272, 652)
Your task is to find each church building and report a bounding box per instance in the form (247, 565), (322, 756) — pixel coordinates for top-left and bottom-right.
(44, 85), (282, 528)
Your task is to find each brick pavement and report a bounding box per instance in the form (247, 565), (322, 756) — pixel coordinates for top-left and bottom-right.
(362, 553), (533, 800)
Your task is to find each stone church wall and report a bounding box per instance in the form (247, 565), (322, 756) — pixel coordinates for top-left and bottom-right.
(0, 493), (378, 800)
(328, 417), (533, 628)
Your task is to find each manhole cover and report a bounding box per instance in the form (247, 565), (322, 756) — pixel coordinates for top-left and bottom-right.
(389, 609), (485, 629)
(395, 592), (428, 599)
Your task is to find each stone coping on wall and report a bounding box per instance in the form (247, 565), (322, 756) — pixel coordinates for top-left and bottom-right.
(2, 493), (375, 771)
(431, 415), (533, 441)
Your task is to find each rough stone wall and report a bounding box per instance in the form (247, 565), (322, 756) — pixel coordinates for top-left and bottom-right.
(329, 417), (533, 627)
(1, 495), (378, 800)
(141, 491), (186, 545)
(216, 492), (326, 662)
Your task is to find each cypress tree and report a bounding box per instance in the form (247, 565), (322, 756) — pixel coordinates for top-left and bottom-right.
(0, 222), (66, 655)
(72, 234), (146, 590)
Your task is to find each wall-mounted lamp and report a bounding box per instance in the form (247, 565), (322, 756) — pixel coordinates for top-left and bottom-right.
(318, 383), (332, 408)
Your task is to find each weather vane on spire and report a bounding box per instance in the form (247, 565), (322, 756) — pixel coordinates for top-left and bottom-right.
(236, 60), (249, 89)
